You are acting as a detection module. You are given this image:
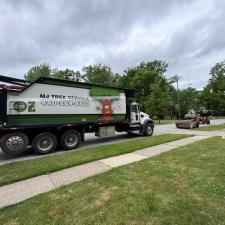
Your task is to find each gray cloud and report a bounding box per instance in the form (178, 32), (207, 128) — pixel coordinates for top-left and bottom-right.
(0, 0), (225, 88)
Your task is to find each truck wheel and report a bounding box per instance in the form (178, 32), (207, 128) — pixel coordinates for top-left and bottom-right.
(144, 123), (154, 136)
(0, 132), (28, 155)
(32, 132), (57, 154)
(60, 130), (80, 150)
(207, 120), (210, 124)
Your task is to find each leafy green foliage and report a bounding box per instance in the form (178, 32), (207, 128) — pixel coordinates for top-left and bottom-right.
(180, 87), (200, 117)
(24, 63), (85, 82)
(119, 60), (174, 118)
(120, 60), (168, 94)
(54, 69), (86, 82)
(200, 61), (225, 114)
(145, 82), (172, 122)
(24, 63), (52, 81)
(24, 59), (225, 117)
(82, 64), (116, 85)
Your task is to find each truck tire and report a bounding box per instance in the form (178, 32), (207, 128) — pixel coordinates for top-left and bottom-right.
(0, 132), (28, 155)
(32, 132), (57, 154)
(207, 120), (210, 124)
(60, 130), (80, 150)
(144, 123), (154, 136)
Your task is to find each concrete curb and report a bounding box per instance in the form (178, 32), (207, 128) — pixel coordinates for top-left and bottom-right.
(0, 135), (211, 209)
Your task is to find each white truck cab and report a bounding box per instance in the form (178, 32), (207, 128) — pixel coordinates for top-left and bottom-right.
(129, 102), (154, 136)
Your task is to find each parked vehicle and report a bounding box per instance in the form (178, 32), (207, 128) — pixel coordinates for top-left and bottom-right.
(0, 75), (154, 155)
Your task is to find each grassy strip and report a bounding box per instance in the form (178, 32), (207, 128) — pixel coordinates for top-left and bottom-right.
(196, 124), (225, 131)
(214, 116), (225, 119)
(1, 136), (225, 225)
(0, 134), (192, 187)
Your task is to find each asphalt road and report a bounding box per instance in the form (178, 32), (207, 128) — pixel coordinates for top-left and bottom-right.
(0, 119), (225, 165)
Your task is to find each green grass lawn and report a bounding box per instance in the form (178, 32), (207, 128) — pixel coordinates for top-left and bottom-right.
(153, 119), (176, 125)
(196, 124), (225, 131)
(214, 116), (225, 119)
(0, 134), (191, 187)
(1, 136), (225, 225)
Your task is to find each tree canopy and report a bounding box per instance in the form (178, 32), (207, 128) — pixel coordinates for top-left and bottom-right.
(180, 87), (200, 117)
(24, 63), (116, 85)
(23, 59), (225, 119)
(200, 61), (225, 114)
(24, 63), (52, 81)
(82, 64), (116, 85)
(145, 82), (172, 122)
(118, 60), (173, 118)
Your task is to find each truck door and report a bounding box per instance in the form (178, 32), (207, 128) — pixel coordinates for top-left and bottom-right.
(130, 103), (140, 124)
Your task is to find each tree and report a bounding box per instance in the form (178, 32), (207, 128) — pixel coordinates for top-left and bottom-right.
(111, 73), (121, 86)
(54, 69), (87, 82)
(200, 61), (225, 115)
(24, 63), (86, 82)
(120, 60), (168, 94)
(119, 60), (174, 118)
(24, 63), (52, 81)
(82, 64), (116, 85)
(180, 87), (200, 117)
(145, 82), (172, 123)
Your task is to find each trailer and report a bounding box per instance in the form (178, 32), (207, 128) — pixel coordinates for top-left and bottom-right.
(0, 75), (154, 155)
(176, 108), (211, 129)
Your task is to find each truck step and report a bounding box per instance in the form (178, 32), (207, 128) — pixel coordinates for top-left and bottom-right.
(129, 124), (141, 131)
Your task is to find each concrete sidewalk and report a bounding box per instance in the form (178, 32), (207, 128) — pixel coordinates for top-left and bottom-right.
(0, 135), (211, 209)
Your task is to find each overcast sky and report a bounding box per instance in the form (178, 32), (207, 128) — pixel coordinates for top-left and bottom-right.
(0, 0), (225, 89)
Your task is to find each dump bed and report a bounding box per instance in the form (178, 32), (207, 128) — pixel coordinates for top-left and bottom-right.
(0, 76), (136, 128)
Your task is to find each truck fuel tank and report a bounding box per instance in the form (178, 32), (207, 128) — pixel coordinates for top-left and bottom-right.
(96, 126), (116, 137)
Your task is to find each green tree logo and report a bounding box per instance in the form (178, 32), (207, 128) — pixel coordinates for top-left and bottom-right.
(13, 101), (27, 112)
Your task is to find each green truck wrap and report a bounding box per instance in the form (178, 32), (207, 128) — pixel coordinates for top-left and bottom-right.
(6, 79), (126, 126)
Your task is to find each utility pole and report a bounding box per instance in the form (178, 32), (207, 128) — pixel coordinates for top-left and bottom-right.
(169, 74), (182, 120)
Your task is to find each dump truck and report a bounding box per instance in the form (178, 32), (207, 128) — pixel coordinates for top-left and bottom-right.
(0, 75), (154, 155)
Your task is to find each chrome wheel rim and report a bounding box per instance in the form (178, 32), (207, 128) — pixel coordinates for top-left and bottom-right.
(65, 134), (78, 147)
(37, 136), (53, 152)
(6, 136), (24, 151)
